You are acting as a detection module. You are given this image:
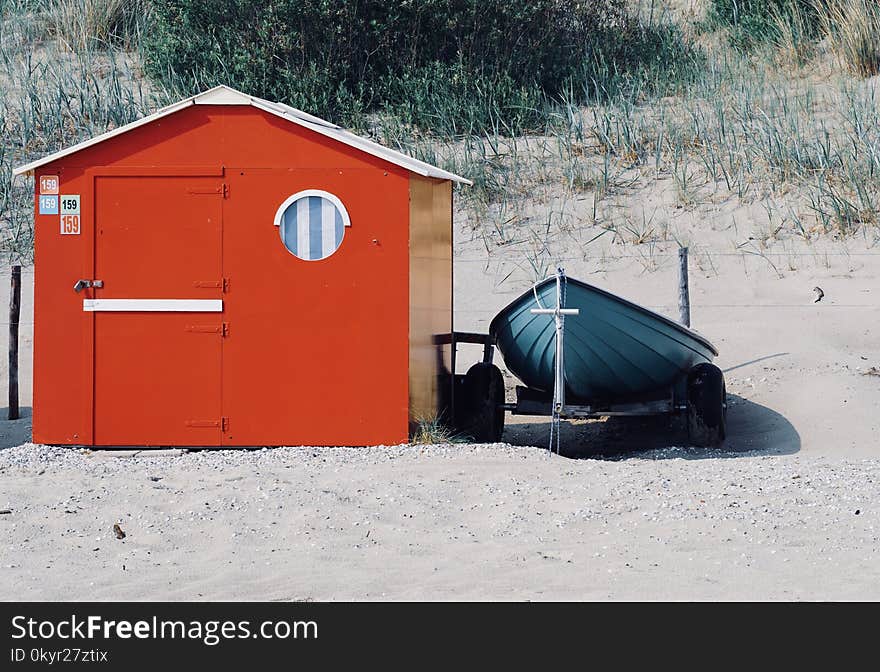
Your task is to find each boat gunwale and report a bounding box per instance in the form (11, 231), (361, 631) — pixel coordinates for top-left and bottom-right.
(488, 276), (720, 358)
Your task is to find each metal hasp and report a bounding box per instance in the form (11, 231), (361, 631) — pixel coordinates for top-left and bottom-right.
(529, 268), (579, 452)
(73, 279), (103, 292)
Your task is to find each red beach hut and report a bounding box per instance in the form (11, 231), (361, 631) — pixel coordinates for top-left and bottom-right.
(15, 85), (469, 447)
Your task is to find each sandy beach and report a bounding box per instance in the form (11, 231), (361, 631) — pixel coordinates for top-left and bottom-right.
(1, 233), (878, 600)
(1, 444), (878, 601)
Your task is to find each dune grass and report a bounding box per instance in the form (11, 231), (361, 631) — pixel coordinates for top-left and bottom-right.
(1, 1), (880, 269)
(0, 0), (161, 262)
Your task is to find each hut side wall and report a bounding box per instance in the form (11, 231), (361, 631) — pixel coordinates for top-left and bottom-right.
(408, 177), (453, 431)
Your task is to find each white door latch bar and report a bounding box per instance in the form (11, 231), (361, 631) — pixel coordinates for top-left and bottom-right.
(83, 299), (223, 312)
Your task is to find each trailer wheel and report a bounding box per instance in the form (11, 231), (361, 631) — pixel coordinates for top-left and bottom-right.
(686, 363), (726, 448)
(460, 363), (505, 443)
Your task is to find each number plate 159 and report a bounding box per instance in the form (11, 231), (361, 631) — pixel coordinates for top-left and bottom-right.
(61, 214), (81, 235)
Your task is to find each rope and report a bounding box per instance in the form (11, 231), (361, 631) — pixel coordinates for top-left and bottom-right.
(532, 280), (546, 311)
(533, 274), (557, 455)
(455, 303), (878, 313)
(454, 251), (880, 263)
(554, 272), (567, 456)
(544, 268), (567, 456)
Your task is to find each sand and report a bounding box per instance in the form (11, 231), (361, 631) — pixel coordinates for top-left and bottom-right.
(1, 444), (878, 601)
(1, 219), (878, 600)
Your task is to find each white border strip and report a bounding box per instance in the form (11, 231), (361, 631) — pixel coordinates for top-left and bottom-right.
(273, 189), (351, 227)
(83, 299), (223, 312)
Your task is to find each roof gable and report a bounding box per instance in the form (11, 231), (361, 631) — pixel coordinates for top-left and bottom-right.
(13, 85), (471, 185)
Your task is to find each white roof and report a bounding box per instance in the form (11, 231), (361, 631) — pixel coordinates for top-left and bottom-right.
(13, 85), (471, 184)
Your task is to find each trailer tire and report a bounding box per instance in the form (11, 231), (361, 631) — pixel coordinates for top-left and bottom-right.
(460, 363), (505, 443)
(687, 363), (726, 448)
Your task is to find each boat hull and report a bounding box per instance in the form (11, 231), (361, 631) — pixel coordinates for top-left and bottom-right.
(489, 277), (718, 403)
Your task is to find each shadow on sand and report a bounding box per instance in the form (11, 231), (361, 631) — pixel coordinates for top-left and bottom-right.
(1, 395), (800, 461)
(502, 393), (800, 460)
(0, 407), (32, 450)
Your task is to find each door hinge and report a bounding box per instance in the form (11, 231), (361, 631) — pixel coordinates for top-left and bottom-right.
(184, 322), (228, 337)
(185, 419), (221, 428)
(223, 183), (229, 199)
(185, 417), (228, 431)
(187, 186), (224, 196)
(193, 278), (229, 291)
(185, 325), (222, 334)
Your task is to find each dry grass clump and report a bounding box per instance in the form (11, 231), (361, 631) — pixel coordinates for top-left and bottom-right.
(814, 0), (880, 77)
(411, 416), (463, 445)
(47, 0), (146, 51)
(769, 1), (817, 69)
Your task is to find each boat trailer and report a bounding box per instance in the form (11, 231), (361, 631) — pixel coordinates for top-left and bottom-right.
(442, 331), (688, 451)
(440, 269), (726, 451)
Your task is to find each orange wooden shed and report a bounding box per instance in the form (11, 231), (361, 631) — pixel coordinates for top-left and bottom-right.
(15, 85), (470, 447)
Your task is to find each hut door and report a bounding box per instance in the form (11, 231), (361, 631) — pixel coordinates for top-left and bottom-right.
(89, 174), (224, 446)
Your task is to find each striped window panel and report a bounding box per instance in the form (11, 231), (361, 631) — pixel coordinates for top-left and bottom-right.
(277, 192), (348, 260)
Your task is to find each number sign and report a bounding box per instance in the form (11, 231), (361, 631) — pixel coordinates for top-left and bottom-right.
(60, 195), (80, 215)
(60, 214), (81, 235)
(39, 195), (58, 215)
(58, 195), (81, 235)
(39, 175), (59, 195)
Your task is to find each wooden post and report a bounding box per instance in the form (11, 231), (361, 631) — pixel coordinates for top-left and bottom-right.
(678, 247), (690, 328)
(8, 265), (20, 420)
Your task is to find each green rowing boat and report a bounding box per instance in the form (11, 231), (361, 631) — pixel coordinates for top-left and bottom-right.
(489, 275), (718, 404)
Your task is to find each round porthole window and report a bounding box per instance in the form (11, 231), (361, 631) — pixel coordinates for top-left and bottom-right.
(274, 190), (350, 260)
